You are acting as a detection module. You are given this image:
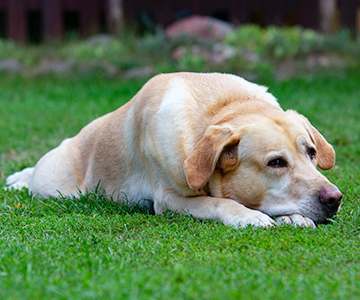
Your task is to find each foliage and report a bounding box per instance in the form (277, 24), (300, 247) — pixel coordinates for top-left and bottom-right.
(225, 24), (360, 59)
(1, 25), (360, 78)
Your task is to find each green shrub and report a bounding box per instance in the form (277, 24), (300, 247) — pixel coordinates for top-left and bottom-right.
(1, 24), (360, 78)
(264, 26), (318, 59)
(177, 53), (206, 71)
(225, 25), (360, 60)
(63, 40), (123, 61)
(225, 24), (265, 55)
(317, 29), (358, 53)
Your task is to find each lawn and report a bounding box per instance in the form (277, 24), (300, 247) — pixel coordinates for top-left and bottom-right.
(0, 71), (360, 299)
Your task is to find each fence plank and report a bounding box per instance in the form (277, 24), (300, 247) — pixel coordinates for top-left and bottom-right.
(64, 0), (80, 11)
(79, 0), (100, 36)
(300, 0), (319, 29)
(339, 0), (359, 28)
(43, 0), (62, 41)
(264, 0), (285, 26)
(26, 0), (40, 10)
(7, 0), (26, 43)
(229, 0), (249, 24)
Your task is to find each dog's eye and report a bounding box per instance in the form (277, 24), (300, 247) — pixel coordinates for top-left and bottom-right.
(267, 158), (287, 168)
(308, 148), (316, 160)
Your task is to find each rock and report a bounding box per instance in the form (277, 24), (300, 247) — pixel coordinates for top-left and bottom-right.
(243, 51), (260, 63)
(85, 34), (117, 45)
(211, 43), (238, 64)
(171, 43), (238, 65)
(101, 61), (118, 76)
(172, 46), (187, 60)
(276, 59), (299, 81)
(0, 59), (23, 72)
(166, 15), (234, 41)
(123, 65), (155, 79)
(306, 54), (346, 68)
(80, 60), (118, 76)
(32, 58), (74, 75)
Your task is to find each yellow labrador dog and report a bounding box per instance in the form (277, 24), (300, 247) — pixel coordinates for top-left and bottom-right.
(6, 72), (342, 228)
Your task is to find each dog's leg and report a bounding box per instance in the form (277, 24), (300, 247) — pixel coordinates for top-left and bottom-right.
(5, 167), (34, 190)
(275, 214), (316, 228)
(154, 190), (276, 229)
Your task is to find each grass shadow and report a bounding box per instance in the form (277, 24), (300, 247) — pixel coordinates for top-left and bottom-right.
(1, 185), (155, 219)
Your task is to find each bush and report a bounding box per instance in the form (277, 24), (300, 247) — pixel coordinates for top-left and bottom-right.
(0, 25), (360, 78)
(225, 25), (360, 60)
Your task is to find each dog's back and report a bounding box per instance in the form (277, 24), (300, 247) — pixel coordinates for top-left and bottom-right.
(6, 72), (279, 200)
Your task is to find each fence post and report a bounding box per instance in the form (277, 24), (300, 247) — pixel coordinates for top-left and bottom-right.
(7, 0), (26, 43)
(80, 0), (100, 37)
(300, 0), (319, 29)
(108, 0), (123, 35)
(43, 0), (62, 42)
(319, 0), (338, 33)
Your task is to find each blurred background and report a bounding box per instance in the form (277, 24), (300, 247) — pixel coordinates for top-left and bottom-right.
(0, 0), (357, 42)
(0, 0), (359, 79)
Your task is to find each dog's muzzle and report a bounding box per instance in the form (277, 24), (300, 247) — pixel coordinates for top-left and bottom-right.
(318, 185), (343, 219)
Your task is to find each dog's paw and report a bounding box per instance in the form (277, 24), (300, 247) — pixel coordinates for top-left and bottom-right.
(276, 214), (316, 228)
(227, 210), (277, 229)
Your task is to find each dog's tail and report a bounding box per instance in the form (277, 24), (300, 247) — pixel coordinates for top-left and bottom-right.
(5, 167), (34, 190)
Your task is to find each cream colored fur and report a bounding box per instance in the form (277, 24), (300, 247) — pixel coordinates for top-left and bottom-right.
(6, 72), (341, 228)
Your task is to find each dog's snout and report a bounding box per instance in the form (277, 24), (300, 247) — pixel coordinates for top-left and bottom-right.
(319, 186), (342, 210)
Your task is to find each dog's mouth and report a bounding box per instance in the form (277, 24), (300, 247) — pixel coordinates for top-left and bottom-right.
(315, 218), (333, 225)
(299, 188), (342, 224)
(305, 205), (340, 224)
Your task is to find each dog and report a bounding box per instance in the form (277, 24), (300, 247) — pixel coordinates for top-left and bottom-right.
(6, 72), (342, 228)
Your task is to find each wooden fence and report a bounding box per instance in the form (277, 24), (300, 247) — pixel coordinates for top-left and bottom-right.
(0, 0), (360, 43)
(0, 0), (106, 43)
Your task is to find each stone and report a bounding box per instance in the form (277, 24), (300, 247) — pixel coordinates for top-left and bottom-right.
(32, 58), (74, 75)
(123, 65), (155, 79)
(165, 15), (234, 41)
(0, 59), (23, 72)
(85, 34), (117, 45)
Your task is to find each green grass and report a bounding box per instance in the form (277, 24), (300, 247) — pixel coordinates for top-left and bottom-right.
(1, 71), (360, 299)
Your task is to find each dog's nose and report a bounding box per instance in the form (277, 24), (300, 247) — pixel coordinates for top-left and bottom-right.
(319, 186), (342, 210)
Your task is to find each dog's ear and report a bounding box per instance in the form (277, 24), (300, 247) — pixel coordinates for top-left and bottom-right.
(307, 122), (335, 170)
(298, 113), (335, 170)
(184, 125), (242, 190)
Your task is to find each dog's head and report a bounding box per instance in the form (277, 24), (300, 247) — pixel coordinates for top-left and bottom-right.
(184, 108), (342, 223)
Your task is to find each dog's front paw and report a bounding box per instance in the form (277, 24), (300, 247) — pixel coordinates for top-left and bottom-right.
(227, 210), (277, 229)
(276, 214), (316, 228)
